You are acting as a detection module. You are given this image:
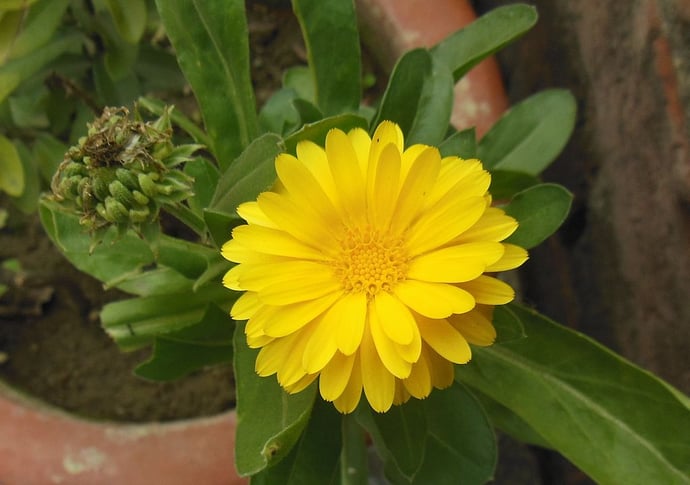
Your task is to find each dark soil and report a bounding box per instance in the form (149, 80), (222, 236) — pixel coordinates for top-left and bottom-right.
(0, 3), (309, 423)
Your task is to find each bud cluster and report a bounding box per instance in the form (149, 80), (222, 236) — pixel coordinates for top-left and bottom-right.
(50, 106), (199, 234)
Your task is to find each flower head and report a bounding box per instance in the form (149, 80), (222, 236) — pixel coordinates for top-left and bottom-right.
(50, 106), (198, 238)
(222, 121), (527, 413)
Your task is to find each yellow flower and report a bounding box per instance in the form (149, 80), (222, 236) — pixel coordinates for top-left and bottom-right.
(222, 121), (527, 413)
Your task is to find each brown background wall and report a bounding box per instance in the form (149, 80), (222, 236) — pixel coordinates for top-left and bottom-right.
(472, 0), (690, 394)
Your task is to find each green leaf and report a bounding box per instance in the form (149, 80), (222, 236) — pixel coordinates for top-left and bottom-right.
(251, 399), (342, 484)
(488, 169), (540, 201)
(31, 133), (65, 184)
(134, 303), (234, 381)
(104, 0), (147, 44)
(407, 58), (454, 146)
(8, 140), (39, 213)
(283, 114), (367, 154)
(234, 322), (317, 476)
(0, 0), (70, 62)
(432, 4), (537, 81)
(156, 0), (258, 170)
(258, 87), (301, 135)
(203, 208), (237, 249)
(358, 382), (497, 485)
(493, 304), (526, 343)
(292, 0), (360, 115)
(0, 31), (81, 103)
(0, 134), (24, 196)
(373, 49), (452, 146)
(478, 89), (576, 175)
(184, 157), (219, 216)
(101, 282), (234, 350)
(457, 303), (690, 485)
(209, 133), (283, 233)
(373, 49), (430, 137)
(283, 65), (315, 103)
(472, 389), (551, 449)
(0, 0), (39, 10)
(439, 128), (477, 158)
(39, 200), (214, 296)
(503, 183), (573, 249)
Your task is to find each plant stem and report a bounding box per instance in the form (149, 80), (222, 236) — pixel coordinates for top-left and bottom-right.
(163, 202), (207, 238)
(340, 414), (368, 485)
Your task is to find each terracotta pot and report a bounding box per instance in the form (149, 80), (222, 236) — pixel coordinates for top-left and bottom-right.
(356, 0), (508, 136)
(0, 1), (507, 483)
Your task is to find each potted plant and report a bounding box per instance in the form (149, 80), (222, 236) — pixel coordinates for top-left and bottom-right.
(1, 1), (688, 484)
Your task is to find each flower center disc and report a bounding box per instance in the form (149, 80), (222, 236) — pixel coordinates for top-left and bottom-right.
(334, 226), (408, 297)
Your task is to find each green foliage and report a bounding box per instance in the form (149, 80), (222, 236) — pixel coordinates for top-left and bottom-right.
(155, 0), (258, 170)
(291, 0), (361, 115)
(478, 89), (577, 174)
(358, 383), (497, 485)
(432, 4), (538, 81)
(19, 1), (689, 484)
(134, 303), (234, 380)
(234, 322), (317, 476)
(504, 183), (573, 249)
(458, 303), (690, 484)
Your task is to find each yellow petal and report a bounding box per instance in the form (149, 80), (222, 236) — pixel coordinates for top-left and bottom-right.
(426, 347), (456, 389)
(393, 380), (411, 406)
(231, 224), (329, 261)
(360, 323), (396, 413)
(373, 291), (416, 345)
(394, 280), (475, 319)
(390, 147), (441, 234)
(320, 351), (356, 401)
(236, 201), (277, 228)
(417, 316), (471, 364)
(275, 153), (341, 224)
(231, 291), (262, 320)
(348, 127), (371, 174)
(326, 128), (366, 223)
(369, 120), (404, 165)
(235, 260), (333, 293)
(334, 292), (368, 355)
(369, 143), (401, 228)
(485, 244), (528, 272)
(405, 195), (487, 256)
(276, 331), (311, 387)
(332, 353), (363, 413)
(403, 349), (432, 399)
(448, 308), (496, 346)
(296, 140), (338, 205)
(255, 333), (300, 377)
(284, 373), (318, 394)
(456, 207), (518, 243)
(400, 144), (429, 178)
(407, 242), (504, 283)
(302, 316), (339, 374)
(263, 291), (341, 337)
(459, 275), (514, 305)
(369, 303), (412, 378)
(425, 157), (484, 208)
(223, 264), (242, 290)
(258, 192), (339, 253)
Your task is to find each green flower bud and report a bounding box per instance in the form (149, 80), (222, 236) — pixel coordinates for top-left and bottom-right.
(115, 168), (140, 190)
(109, 180), (136, 207)
(138, 173), (159, 198)
(104, 197), (129, 223)
(132, 190), (149, 206)
(48, 104), (201, 240)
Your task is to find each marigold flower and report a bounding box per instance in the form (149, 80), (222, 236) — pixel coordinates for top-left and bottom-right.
(222, 121), (527, 413)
